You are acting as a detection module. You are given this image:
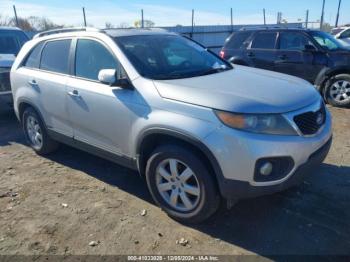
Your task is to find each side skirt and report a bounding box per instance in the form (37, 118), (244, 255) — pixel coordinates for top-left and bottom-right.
(47, 130), (138, 171)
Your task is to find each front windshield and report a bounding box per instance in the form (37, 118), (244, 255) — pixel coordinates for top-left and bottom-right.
(0, 30), (29, 55)
(310, 31), (344, 51)
(115, 35), (232, 80)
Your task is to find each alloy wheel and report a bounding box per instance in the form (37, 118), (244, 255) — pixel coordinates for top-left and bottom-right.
(155, 158), (201, 212)
(26, 115), (43, 149)
(330, 80), (350, 103)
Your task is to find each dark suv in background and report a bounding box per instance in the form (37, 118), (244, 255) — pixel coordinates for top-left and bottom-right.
(0, 27), (29, 113)
(220, 28), (350, 107)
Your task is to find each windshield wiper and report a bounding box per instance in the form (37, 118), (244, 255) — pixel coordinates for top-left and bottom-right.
(197, 67), (229, 76)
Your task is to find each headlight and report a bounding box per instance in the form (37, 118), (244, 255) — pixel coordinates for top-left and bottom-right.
(214, 110), (297, 135)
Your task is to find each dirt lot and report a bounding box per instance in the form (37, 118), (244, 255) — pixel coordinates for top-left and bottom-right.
(0, 106), (349, 257)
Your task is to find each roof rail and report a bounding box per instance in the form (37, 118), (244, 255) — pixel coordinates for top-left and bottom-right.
(102, 27), (167, 32)
(33, 27), (104, 38)
(239, 25), (303, 31)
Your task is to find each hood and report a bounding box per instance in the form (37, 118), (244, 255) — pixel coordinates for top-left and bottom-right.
(0, 54), (16, 68)
(153, 65), (320, 114)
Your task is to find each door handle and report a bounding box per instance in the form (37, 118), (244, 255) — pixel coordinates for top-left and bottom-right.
(247, 52), (255, 57)
(68, 90), (81, 98)
(28, 80), (38, 86)
(278, 54), (287, 60)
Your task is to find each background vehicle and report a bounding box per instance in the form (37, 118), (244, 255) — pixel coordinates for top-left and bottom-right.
(11, 28), (331, 223)
(0, 27), (29, 113)
(331, 26), (350, 45)
(220, 28), (350, 107)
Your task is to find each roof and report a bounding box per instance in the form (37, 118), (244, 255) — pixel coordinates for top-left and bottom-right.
(0, 26), (23, 31)
(239, 27), (311, 32)
(33, 27), (174, 39)
(104, 28), (174, 37)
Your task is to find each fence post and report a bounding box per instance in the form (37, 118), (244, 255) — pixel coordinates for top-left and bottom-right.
(191, 9), (194, 38)
(335, 0), (342, 27)
(13, 5), (19, 27)
(320, 0), (325, 30)
(141, 9), (144, 28)
(82, 7), (87, 27)
(230, 8), (233, 32)
(305, 10), (309, 28)
(263, 9), (266, 25)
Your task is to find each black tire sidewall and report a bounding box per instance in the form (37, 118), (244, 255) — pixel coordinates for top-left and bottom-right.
(326, 74), (350, 107)
(145, 145), (220, 223)
(22, 107), (55, 154)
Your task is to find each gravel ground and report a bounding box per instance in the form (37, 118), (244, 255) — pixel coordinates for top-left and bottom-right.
(0, 106), (349, 256)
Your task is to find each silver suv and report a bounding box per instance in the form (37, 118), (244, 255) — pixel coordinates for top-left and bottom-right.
(11, 28), (332, 223)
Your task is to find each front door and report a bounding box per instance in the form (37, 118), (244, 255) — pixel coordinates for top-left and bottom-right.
(66, 38), (133, 156)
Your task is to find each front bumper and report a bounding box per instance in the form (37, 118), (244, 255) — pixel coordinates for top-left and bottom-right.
(218, 136), (332, 199)
(203, 104), (332, 199)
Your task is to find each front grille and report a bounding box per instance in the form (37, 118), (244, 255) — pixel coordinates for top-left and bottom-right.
(0, 69), (11, 92)
(293, 103), (326, 135)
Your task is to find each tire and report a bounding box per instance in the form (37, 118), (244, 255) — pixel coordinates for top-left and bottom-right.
(145, 144), (220, 223)
(22, 107), (59, 155)
(325, 74), (350, 107)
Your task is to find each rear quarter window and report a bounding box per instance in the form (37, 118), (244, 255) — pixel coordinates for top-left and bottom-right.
(251, 32), (277, 49)
(40, 39), (71, 74)
(225, 31), (253, 49)
(23, 42), (44, 69)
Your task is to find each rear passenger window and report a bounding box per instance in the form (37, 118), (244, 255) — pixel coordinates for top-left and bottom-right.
(40, 40), (71, 74)
(251, 32), (277, 49)
(226, 31), (252, 49)
(24, 42), (44, 68)
(279, 32), (313, 51)
(75, 39), (117, 81)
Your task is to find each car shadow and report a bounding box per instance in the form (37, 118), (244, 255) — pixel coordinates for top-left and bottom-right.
(1, 113), (350, 255)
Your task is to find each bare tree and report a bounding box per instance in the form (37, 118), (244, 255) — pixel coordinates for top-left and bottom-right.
(105, 22), (114, 28)
(0, 14), (11, 26)
(118, 22), (130, 28)
(134, 19), (155, 28)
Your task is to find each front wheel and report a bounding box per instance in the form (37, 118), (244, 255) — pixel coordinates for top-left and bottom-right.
(145, 144), (220, 224)
(325, 74), (350, 107)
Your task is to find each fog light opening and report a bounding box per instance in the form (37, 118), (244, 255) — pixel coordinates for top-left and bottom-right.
(260, 162), (273, 176)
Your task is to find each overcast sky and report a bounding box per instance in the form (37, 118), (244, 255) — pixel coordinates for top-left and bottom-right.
(1, 0), (349, 28)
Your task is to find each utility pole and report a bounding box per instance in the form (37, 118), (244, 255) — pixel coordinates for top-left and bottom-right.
(335, 0), (342, 27)
(13, 5), (19, 27)
(230, 8), (233, 32)
(263, 9), (266, 25)
(82, 7), (87, 27)
(141, 9), (144, 28)
(320, 0), (325, 30)
(191, 9), (194, 38)
(305, 9), (309, 28)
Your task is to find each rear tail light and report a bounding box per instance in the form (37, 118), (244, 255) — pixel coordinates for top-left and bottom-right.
(219, 50), (225, 58)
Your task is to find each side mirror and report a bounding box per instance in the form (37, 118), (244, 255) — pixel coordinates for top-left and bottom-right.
(303, 44), (317, 52)
(98, 69), (116, 85)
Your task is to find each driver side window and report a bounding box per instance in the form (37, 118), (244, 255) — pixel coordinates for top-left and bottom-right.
(279, 32), (314, 51)
(75, 39), (121, 81)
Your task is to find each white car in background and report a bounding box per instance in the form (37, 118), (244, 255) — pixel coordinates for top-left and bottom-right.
(332, 26), (350, 45)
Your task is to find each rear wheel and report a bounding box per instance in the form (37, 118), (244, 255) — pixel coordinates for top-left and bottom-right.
(22, 107), (59, 155)
(145, 144), (220, 223)
(325, 74), (350, 107)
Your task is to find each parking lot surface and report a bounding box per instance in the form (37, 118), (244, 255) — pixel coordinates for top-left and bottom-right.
(0, 106), (349, 256)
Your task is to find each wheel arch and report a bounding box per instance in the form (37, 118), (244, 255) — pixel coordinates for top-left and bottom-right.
(17, 99), (46, 128)
(136, 128), (224, 193)
(315, 66), (350, 95)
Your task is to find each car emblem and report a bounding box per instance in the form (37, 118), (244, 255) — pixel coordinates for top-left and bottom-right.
(316, 112), (324, 125)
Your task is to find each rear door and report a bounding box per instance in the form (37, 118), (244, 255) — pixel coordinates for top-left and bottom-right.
(33, 39), (73, 137)
(245, 31), (278, 70)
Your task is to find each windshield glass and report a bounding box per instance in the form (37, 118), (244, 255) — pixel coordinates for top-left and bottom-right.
(310, 31), (345, 51)
(0, 30), (29, 55)
(115, 34), (232, 80)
